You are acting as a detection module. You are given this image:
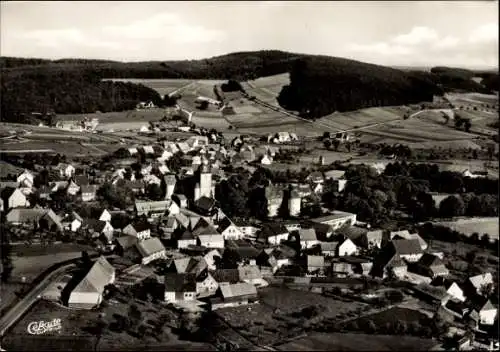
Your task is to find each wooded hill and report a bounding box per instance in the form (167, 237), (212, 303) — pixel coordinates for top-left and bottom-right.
(1, 51), (497, 124)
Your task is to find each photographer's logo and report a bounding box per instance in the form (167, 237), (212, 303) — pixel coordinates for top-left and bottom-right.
(27, 319), (62, 335)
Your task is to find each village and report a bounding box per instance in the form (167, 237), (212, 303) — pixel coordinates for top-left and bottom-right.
(0, 111), (498, 352)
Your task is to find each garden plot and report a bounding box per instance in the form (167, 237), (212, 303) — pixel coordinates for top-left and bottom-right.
(217, 286), (367, 347)
(276, 332), (437, 351)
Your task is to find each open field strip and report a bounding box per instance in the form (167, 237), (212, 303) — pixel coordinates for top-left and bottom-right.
(433, 217), (499, 239)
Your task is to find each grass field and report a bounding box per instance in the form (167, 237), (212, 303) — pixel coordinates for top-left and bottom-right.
(433, 217), (499, 239)
(106, 79), (194, 98)
(276, 332), (437, 351)
(242, 73), (290, 107)
(217, 286), (367, 346)
(352, 307), (429, 327)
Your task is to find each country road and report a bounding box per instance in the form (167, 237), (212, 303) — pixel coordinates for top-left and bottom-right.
(0, 254), (115, 338)
(0, 263), (76, 337)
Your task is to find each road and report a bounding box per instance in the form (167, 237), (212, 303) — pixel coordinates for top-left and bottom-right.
(0, 254), (114, 337)
(0, 263), (76, 337)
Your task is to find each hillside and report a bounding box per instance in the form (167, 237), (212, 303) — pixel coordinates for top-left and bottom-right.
(1, 51), (497, 124)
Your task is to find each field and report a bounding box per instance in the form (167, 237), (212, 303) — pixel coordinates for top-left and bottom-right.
(276, 332), (437, 351)
(352, 307), (429, 327)
(106, 78), (194, 98)
(217, 286), (368, 346)
(242, 73), (290, 107)
(446, 92), (499, 106)
(432, 217), (499, 239)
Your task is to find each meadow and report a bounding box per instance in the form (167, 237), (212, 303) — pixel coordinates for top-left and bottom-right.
(433, 217), (499, 240)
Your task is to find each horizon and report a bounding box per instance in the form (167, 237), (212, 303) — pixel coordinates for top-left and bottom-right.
(1, 1), (498, 70)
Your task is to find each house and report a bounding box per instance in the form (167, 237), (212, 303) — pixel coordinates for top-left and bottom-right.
(198, 234), (225, 249)
(84, 219), (114, 241)
(142, 145), (155, 155)
(217, 217), (244, 240)
(444, 282), (466, 303)
(204, 249), (222, 270)
(38, 209), (64, 232)
(371, 245), (408, 279)
(310, 211), (357, 233)
(323, 170), (347, 192)
(238, 265), (266, 287)
(297, 228), (319, 249)
(136, 237), (166, 265)
(80, 185), (98, 202)
(65, 180), (80, 196)
(412, 253), (449, 279)
(65, 211), (83, 232)
(194, 196), (217, 216)
(320, 242), (339, 257)
(5, 208), (46, 226)
(196, 271), (219, 298)
(17, 170), (34, 188)
(260, 154), (273, 165)
(331, 262), (354, 277)
(210, 283), (258, 310)
(226, 240), (260, 265)
(66, 257), (115, 309)
(307, 255), (325, 275)
(178, 230), (197, 249)
(257, 248), (293, 274)
(337, 238), (358, 257)
(173, 194), (188, 208)
(135, 200), (170, 217)
(466, 273), (493, 296)
(159, 216), (178, 239)
(123, 222), (151, 240)
(468, 295), (498, 326)
(210, 269), (240, 285)
(391, 239), (424, 262)
(164, 273), (197, 303)
(288, 189), (301, 217)
(365, 230), (384, 249)
(258, 224), (289, 245)
(265, 185), (283, 217)
(98, 209), (112, 222)
(233, 220), (260, 239)
(391, 231), (428, 251)
(55, 163), (75, 178)
(1, 188), (28, 209)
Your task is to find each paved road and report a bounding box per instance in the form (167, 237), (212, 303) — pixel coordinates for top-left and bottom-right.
(0, 263), (76, 337)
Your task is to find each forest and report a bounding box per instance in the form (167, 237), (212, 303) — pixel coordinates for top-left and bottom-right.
(1, 50), (497, 124)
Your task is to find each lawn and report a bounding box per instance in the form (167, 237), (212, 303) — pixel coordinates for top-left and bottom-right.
(433, 217), (499, 239)
(276, 332), (438, 351)
(353, 307), (429, 327)
(217, 286), (368, 346)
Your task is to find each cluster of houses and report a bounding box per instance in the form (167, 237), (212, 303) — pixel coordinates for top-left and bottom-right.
(0, 131), (497, 341)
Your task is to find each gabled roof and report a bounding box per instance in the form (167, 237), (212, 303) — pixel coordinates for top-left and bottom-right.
(417, 253), (445, 268)
(238, 265), (262, 281)
(74, 175), (90, 186)
(260, 223), (288, 237)
(194, 196), (216, 212)
(307, 255), (325, 268)
(299, 228), (317, 242)
(73, 256), (115, 294)
(192, 218), (218, 236)
(164, 273), (196, 292)
(323, 170), (345, 180)
(217, 217), (234, 233)
(210, 269), (240, 284)
(116, 235), (138, 249)
(179, 230), (196, 241)
(136, 237), (165, 257)
(391, 239), (423, 255)
(6, 208), (46, 223)
(311, 211), (356, 224)
(320, 241), (339, 252)
(128, 221), (150, 232)
(84, 219), (110, 232)
(469, 273), (493, 290)
(71, 211), (83, 222)
(220, 282), (257, 299)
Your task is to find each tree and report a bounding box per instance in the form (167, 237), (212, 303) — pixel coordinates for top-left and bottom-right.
(480, 233), (491, 248)
(216, 247), (241, 269)
(0, 225), (13, 282)
(128, 304), (142, 326)
(439, 195), (465, 218)
(466, 250), (477, 263)
(323, 139), (331, 150)
(464, 120), (472, 132)
(146, 183), (163, 201)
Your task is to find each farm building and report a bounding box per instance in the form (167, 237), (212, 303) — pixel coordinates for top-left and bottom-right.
(210, 282), (258, 310)
(65, 257), (115, 309)
(310, 211), (357, 234)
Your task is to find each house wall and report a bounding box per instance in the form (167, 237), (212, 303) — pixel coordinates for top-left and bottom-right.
(9, 190), (28, 209)
(178, 239), (197, 249)
(82, 192), (96, 202)
(196, 276), (219, 295)
(268, 233), (288, 245)
(391, 266), (408, 279)
(267, 202), (281, 218)
(288, 198), (301, 217)
(138, 229), (151, 240)
(338, 241), (357, 256)
(221, 226), (244, 240)
(71, 220), (82, 232)
(165, 291), (176, 302)
(301, 240), (320, 249)
(200, 239), (225, 249)
(142, 250), (166, 265)
(401, 253), (423, 262)
(99, 211), (112, 222)
(480, 309), (497, 325)
(68, 292), (102, 309)
(447, 284), (466, 302)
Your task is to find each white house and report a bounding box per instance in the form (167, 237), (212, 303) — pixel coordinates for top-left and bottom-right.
(298, 228), (319, 249)
(164, 273), (197, 303)
(69, 212), (83, 232)
(196, 272), (219, 297)
(217, 217), (244, 240)
(338, 238), (358, 257)
(178, 230), (197, 249)
(444, 282), (466, 303)
(258, 224), (289, 245)
(198, 234), (225, 249)
(99, 209), (112, 222)
(311, 211), (357, 234)
(55, 163), (75, 178)
(468, 273), (493, 295)
(261, 154), (273, 165)
(136, 237), (166, 265)
(123, 222), (151, 240)
(17, 170), (34, 189)
(66, 180), (80, 196)
(1, 188), (29, 209)
(67, 257), (115, 309)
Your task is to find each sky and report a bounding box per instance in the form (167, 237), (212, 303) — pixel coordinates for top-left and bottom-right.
(1, 1), (498, 69)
